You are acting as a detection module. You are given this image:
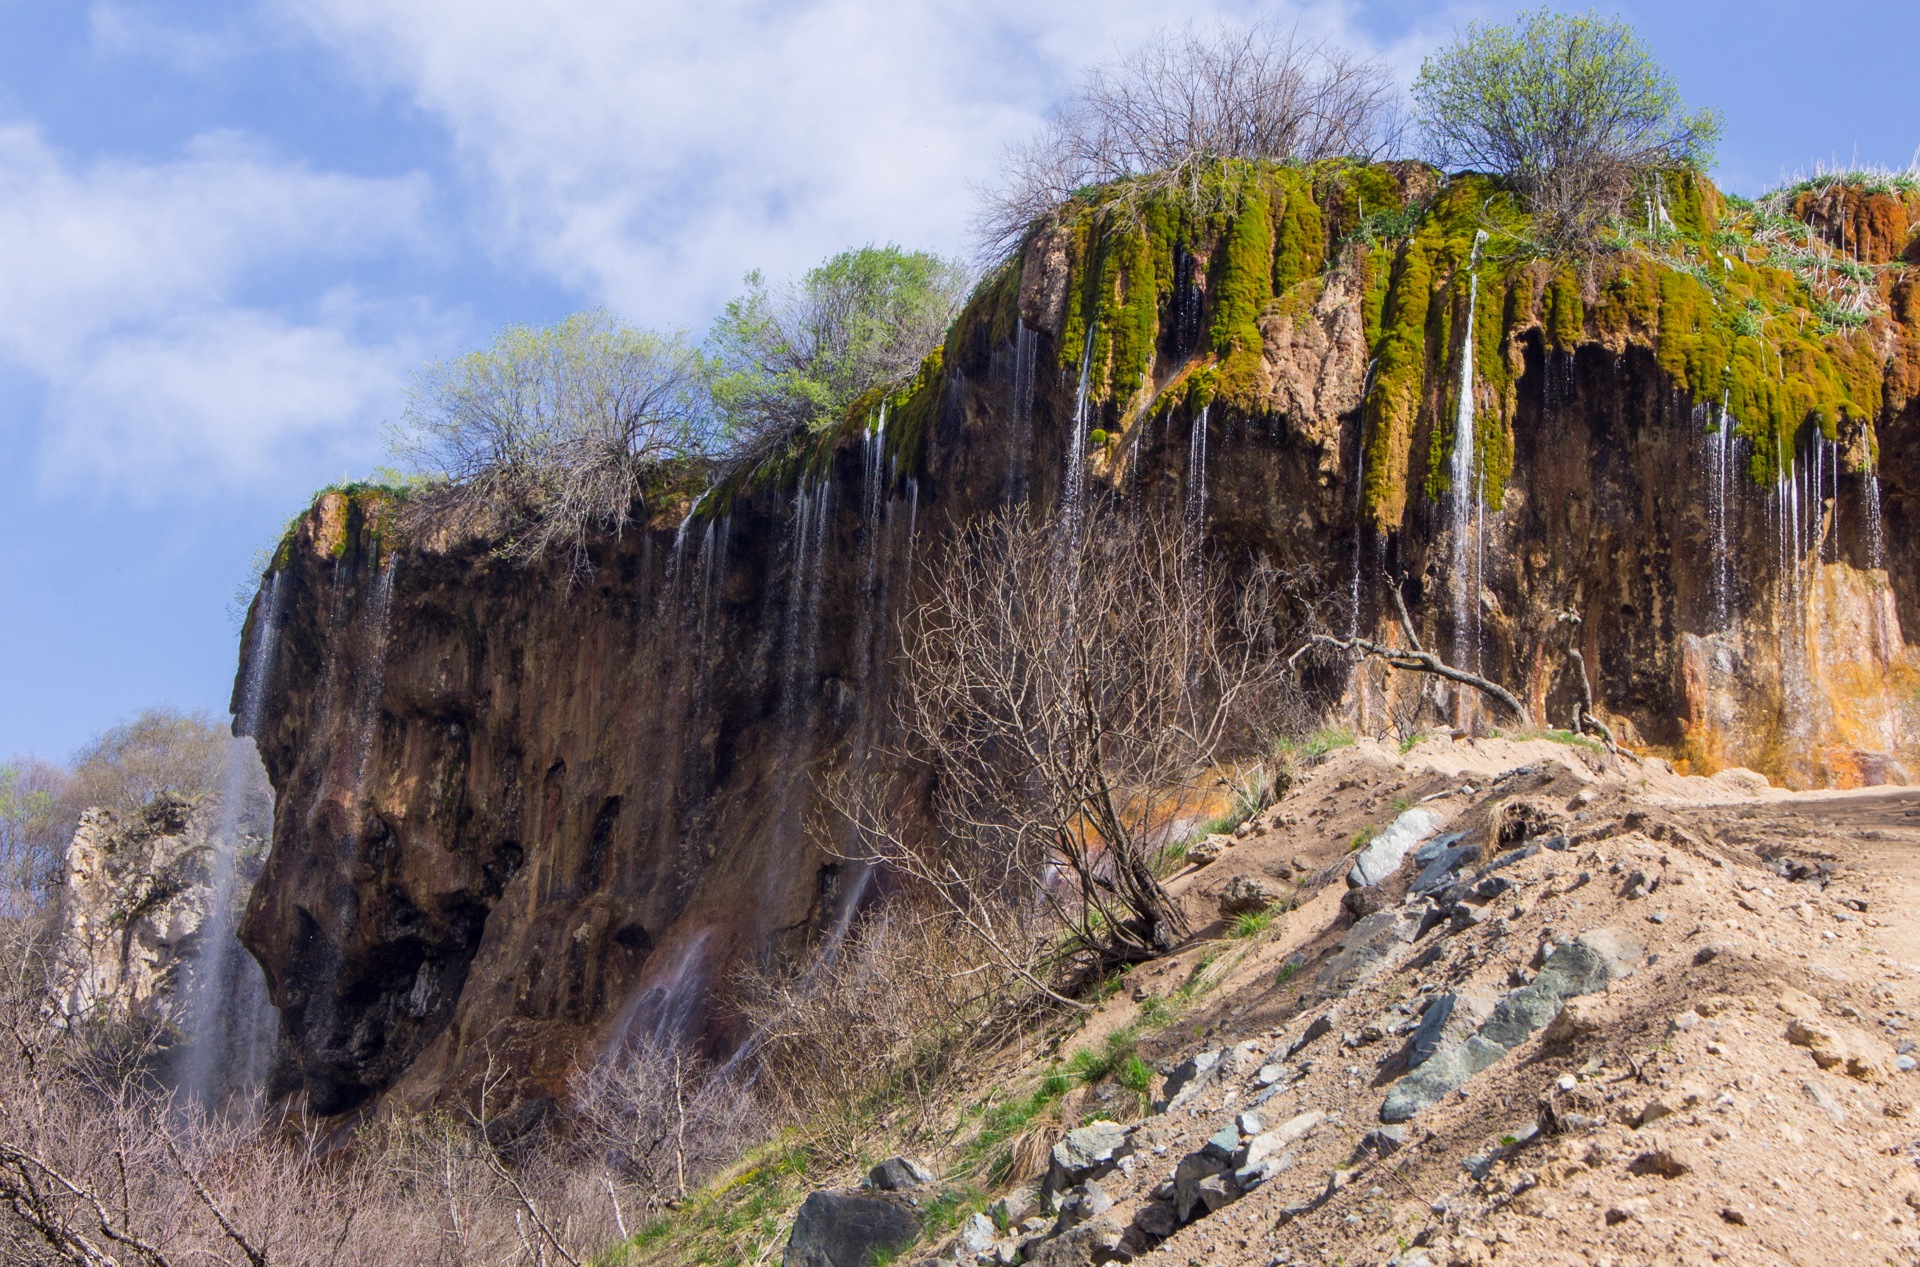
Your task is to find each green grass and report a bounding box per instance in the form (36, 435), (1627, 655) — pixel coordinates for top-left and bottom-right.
(1390, 794), (1415, 813)
(1229, 904), (1280, 939)
(1348, 827), (1375, 852)
(1276, 727), (1356, 761)
(1275, 960), (1299, 988)
(613, 1140), (811, 1265)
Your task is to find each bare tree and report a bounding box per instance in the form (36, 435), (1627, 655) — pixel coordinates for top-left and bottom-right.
(891, 508), (1285, 981)
(979, 19), (1402, 252)
(394, 310), (714, 577)
(1292, 574), (1534, 727)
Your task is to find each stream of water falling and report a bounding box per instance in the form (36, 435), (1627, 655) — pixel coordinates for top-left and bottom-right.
(1448, 231), (1490, 680)
(1061, 330), (1095, 541)
(1706, 395), (1738, 631)
(349, 556), (400, 803)
(1185, 403), (1210, 556)
(1007, 320), (1037, 506)
(178, 574), (286, 1107)
(1865, 460), (1887, 570)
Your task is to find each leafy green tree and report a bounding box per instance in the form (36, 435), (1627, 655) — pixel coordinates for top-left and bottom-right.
(394, 310), (712, 568)
(0, 759), (66, 917)
(1413, 9), (1719, 245)
(708, 245), (970, 460)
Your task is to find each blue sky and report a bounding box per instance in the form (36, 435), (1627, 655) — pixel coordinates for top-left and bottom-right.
(2, 0), (1915, 760)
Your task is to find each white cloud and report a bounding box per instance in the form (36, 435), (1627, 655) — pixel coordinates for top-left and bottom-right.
(0, 123), (446, 495)
(284, 0), (1464, 326)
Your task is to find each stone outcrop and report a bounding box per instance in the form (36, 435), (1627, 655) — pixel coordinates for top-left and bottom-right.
(50, 796), (212, 1029)
(235, 162), (1920, 1115)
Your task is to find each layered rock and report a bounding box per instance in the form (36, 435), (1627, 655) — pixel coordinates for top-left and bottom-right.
(234, 161), (1920, 1115)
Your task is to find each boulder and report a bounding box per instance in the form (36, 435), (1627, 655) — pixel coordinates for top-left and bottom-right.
(1380, 930), (1642, 1122)
(1218, 873), (1283, 917)
(1188, 834), (1234, 866)
(1045, 1121), (1130, 1192)
(1023, 1215), (1125, 1267)
(1156, 1050), (1221, 1111)
(866, 1157), (936, 1191)
(783, 1191), (921, 1267)
(1347, 808), (1445, 887)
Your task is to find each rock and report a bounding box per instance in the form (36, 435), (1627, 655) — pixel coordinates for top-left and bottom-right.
(1604, 1199), (1649, 1225)
(1046, 1121), (1131, 1190)
(1348, 808), (1446, 887)
(1235, 1111), (1264, 1136)
(956, 1213), (997, 1256)
(1405, 992), (1491, 1068)
(1636, 1099), (1672, 1127)
(782, 1191), (921, 1267)
(1318, 908), (1421, 992)
(1172, 1150), (1232, 1222)
(1218, 873), (1283, 917)
(1255, 1062), (1288, 1087)
(1540, 996), (1605, 1048)
(1627, 1141), (1695, 1178)
(1240, 1110), (1325, 1166)
(1361, 1125), (1408, 1156)
(1787, 1017), (1886, 1080)
(1410, 836), (1477, 895)
(1157, 1050), (1221, 1110)
(1803, 1080), (1847, 1126)
(1023, 1215), (1124, 1267)
(988, 1188), (1038, 1228)
(1130, 1202), (1179, 1239)
(1194, 1172), (1240, 1213)
(866, 1157), (936, 1191)
(1189, 834), (1234, 866)
(1287, 1015), (1334, 1057)
(1052, 1180), (1114, 1232)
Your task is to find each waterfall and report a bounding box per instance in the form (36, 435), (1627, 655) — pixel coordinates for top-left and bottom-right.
(1062, 329), (1095, 542)
(178, 574), (286, 1107)
(1865, 459), (1887, 570)
(862, 405), (888, 601)
(1706, 394), (1739, 631)
(349, 556), (399, 803)
(1449, 231), (1490, 684)
(1007, 320), (1038, 506)
(1185, 403), (1210, 556)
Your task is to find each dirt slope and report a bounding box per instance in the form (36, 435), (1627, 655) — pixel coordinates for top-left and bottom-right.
(913, 734), (1920, 1267)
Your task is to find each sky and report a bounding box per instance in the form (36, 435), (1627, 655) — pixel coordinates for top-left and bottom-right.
(1, 0), (1915, 760)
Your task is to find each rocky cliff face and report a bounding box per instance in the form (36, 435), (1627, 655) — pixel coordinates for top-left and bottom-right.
(51, 796), (213, 1029)
(236, 162), (1920, 1116)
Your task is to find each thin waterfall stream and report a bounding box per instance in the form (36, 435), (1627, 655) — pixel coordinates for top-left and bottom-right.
(1449, 230), (1490, 692)
(178, 573), (286, 1107)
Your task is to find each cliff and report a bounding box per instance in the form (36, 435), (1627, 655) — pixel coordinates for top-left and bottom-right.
(234, 161), (1920, 1116)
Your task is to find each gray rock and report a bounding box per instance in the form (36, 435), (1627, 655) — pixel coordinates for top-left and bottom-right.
(1286, 1016), (1333, 1057)
(1379, 930), (1643, 1123)
(1348, 808), (1445, 887)
(1233, 1151), (1292, 1189)
(1156, 1050), (1221, 1110)
(1239, 1109), (1324, 1166)
(1131, 1201), (1179, 1239)
(1046, 1121), (1130, 1191)
(1024, 1215), (1124, 1267)
(783, 1191), (920, 1267)
(1051, 1179), (1114, 1233)
(956, 1212), (997, 1256)
(1219, 873), (1283, 917)
(1410, 836), (1477, 895)
(1172, 1150), (1231, 1222)
(1318, 908), (1420, 992)
(1188, 834), (1234, 866)
(1360, 1125), (1408, 1156)
(1194, 1172), (1241, 1213)
(1254, 1062), (1288, 1087)
(866, 1156), (936, 1191)
(1200, 1124), (1241, 1162)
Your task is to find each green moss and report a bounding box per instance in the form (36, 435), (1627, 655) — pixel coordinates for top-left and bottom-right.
(1208, 178), (1275, 410)
(1109, 218), (1160, 404)
(1545, 266), (1585, 350)
(1272, 172), (1325, 294)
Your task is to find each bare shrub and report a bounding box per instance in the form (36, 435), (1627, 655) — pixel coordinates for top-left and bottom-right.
(0, 758), (67, 919)
(980, 19), (1402, 252)
(567, 1041), (759, 1229)
(734, 887), (1033, 1158)
(394, 311), (713, 577)
(891, 507), (1290, 982)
